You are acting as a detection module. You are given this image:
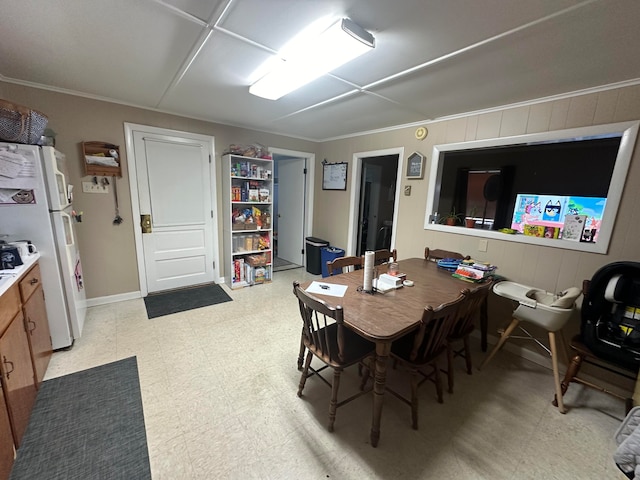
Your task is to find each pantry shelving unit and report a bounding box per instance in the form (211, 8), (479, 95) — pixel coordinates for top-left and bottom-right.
(222, 154), (273, 289)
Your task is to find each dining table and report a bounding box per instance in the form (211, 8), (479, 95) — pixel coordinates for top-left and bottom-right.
(301, 257), (489, 447)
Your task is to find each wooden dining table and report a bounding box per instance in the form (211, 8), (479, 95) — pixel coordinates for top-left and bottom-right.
(301, 257), (487, 447)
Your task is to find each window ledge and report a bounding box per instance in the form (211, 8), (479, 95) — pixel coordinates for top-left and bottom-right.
(424, 223), (607, 254)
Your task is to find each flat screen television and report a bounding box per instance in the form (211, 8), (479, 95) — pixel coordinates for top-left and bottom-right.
(511, 194), (607, 241)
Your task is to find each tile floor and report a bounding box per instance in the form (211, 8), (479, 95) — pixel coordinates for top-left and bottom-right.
(44, 267), (629, 479)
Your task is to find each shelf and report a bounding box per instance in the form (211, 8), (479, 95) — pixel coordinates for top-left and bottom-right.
(224, 153), (274, 290)
(231, 176), (270, 181)
(82, 141), (122, 177)
(232, 249), (271, 256)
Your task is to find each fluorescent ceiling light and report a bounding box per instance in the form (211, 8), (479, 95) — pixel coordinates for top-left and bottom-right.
(249, 18), (375, 100)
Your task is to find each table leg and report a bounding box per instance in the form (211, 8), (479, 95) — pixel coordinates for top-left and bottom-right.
(371, 341), (391, 448)
(480, 295), (488, 352)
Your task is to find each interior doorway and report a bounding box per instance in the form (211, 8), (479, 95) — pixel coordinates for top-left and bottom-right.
(270, 148), (315, 272)
(347, 148), (403, 257)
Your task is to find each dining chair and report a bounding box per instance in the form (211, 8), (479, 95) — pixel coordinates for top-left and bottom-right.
(385, 294), (466, 429)
(479, 282), (582, 413)
(297, 255), (364, 370)
(445, 281), (493, 393)
(293, 281), (375, 432)
(424, 247), (469, 262)
(373, 248), (397, 266)
(327, 255), (363, 276)
(553, 265), (640, 413)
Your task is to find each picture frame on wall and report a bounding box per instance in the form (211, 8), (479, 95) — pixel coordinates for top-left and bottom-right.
(322, 162), (348, 190)
(406, 152), (425, 179)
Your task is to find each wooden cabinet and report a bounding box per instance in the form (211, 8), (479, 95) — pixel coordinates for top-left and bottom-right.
(0, 386), (14, 480)
(19, 264), (52, 387)
(222, 154), (274, 289)
(0, 308), (37, 447)
(0, 260), (53, 476)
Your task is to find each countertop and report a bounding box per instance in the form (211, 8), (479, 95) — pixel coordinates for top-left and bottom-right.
(0, 253), (40, 297)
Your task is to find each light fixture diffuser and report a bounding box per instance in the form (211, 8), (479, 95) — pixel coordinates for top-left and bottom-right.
(249, 18), (375, 100)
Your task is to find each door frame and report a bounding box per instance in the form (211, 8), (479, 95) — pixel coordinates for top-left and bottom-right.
(124, 123), (220, 296)
(347, 147), (404, 256)
(269, 147), (315, 268)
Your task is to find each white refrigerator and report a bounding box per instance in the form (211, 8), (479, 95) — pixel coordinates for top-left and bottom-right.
(0, 142), (86, 349)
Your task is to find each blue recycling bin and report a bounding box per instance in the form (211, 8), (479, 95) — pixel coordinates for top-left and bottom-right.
(321, 246), (345, 277)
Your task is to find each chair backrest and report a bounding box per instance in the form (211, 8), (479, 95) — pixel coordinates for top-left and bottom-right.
(327, 255), (363, 276)
(424, 247), (468, 262)
(293, 281), (346, 363)
(409, 294), (466, 363)
(450, 281), (492, 339)
(373, 248), (397, 266)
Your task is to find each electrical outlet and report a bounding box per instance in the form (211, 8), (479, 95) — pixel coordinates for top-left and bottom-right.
(478, 239), (488, 252)
(82, 181), (109, 194)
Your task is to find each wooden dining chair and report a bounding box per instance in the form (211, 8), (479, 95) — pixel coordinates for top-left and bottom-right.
(424, 247), (469, 262)
(445, 281), (493, 393)
(293, 281), (375, 432)
(326, 255), (363, 276)
(297, 255), (364, 370)
(373, 248), (397, 266)
(385, 294), (466, 429)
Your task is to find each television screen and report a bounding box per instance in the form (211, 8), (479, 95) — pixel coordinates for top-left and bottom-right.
(511, 194), (607, 241)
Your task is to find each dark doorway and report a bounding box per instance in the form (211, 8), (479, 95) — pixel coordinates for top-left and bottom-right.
(356, 155), (399, 256)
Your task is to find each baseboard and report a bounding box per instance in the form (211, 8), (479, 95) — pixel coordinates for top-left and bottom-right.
(86, 291), (141, 307)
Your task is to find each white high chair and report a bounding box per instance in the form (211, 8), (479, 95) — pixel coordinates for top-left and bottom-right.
(480, 282), (581, 413)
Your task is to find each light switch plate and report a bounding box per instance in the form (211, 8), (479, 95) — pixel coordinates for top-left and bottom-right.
(478, 239), (488, 252)
(82, 181), (109, 194)
(404, 185), (411, 196)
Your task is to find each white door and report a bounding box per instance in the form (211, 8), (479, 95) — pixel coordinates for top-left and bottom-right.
(276, 157), (305, 265)
(130, 127), (217, 294)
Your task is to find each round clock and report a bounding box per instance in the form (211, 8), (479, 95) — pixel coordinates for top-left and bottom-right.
(415, 126), (428, 140)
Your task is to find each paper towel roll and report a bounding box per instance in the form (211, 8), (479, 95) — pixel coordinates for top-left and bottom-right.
(363, 251), (375, 292)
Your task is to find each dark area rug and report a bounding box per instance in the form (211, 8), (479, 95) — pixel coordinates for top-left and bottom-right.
(144, 283), (232, 319)
(10, 357), (151, 480)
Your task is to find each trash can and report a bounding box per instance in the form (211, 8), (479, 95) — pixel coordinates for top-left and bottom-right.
(305, 237), (329, 275)
(321, 247), (345, 277)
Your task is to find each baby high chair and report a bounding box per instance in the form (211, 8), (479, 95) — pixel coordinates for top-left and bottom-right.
(480, 282), (582, 413)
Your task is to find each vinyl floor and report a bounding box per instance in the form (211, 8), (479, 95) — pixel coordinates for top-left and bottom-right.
(44, 268), (629, 479)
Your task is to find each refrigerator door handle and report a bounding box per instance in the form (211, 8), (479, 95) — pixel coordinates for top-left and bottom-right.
(61, 210), (75, 246)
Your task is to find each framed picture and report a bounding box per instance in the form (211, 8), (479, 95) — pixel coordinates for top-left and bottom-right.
(322, 162), (348, 190)
(406, 152), (425, 179)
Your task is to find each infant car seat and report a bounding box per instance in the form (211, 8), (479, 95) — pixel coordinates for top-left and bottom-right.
(581, 261), (640, 371)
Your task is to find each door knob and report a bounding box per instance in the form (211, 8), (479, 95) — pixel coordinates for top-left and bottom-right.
(141, 214), (152, 233)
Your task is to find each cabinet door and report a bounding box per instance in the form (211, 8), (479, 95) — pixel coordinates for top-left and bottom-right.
(0, 387), (14, 480)
(23, 286), (52, 387)
(0, 312), (37, 447)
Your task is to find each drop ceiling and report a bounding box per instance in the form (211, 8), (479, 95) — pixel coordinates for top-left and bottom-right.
(1, 0), (639, 141)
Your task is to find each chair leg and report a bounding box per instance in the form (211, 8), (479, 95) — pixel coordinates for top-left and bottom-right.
(410, 366), (419, 430)
(463, 335), (473, 375)
(479, 318), (520, 370)
(433, 358), (444, 404)
(297, 331), (305, 371)
(328, 368), (342, 432)
(553, 350), (585, 407)
(548, 331), (567, 414)
(360, 357), (373, 391)
(446, 343), (454, 394)
(297, 351), (313, 397)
